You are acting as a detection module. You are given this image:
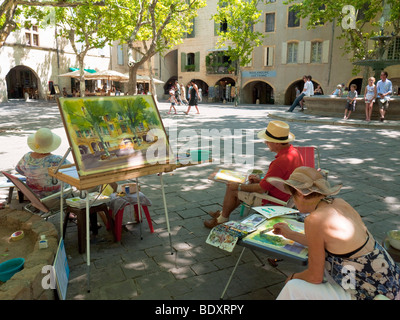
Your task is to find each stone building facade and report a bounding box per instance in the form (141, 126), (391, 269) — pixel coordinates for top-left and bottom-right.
(1, 1), (399, 104)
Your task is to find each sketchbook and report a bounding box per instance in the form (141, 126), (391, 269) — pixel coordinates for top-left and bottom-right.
(251, 206), (299, 220)
(208, 168), (264, 184)
(242, 217), (308, 262)
(208, 169), (247, 184)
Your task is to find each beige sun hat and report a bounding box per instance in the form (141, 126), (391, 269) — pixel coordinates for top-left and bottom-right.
(267, 166), (342, 196)
(257, 120), (295, 143)
(27, 128), (62, 154)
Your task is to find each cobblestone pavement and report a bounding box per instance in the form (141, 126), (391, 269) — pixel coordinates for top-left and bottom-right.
(1, 99), (399, 301)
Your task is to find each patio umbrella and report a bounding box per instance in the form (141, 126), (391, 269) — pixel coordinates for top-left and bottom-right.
(136, 74), (164, 84)
(58, 70), (92, 79)
(84, 70), (129, 82)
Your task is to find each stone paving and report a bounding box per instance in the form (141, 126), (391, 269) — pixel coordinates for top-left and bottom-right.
(1, 99), (399, 301)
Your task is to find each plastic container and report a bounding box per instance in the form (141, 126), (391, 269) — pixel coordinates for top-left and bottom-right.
(39, 235), (48, 249)
(190, 149), (210, 162)
(0, 258), (25, 282)
(387, 230), (400, 250)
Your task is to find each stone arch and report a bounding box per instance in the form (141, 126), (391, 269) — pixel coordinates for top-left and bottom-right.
(284, 78), (323, 105)
(6, 65), (40, 99)
(242, 79), (274, 104)
(210, 77), (235, 102)
(348, 77), (363, 95)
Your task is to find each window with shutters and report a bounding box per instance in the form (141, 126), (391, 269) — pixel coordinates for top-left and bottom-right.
(264, 46), (274, 66)
(182, 52), (200, 72)
(311, 41), (322, 63)
(287, 42), (298, 63)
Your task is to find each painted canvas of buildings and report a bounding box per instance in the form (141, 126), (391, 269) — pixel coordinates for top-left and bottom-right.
(58, 95), (173, 176)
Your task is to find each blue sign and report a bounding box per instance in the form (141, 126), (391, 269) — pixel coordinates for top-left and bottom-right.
(242, 70), (277, 78)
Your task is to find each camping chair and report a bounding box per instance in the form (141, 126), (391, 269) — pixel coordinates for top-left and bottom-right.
(295, 146), (328, 178)
(1, 171), (73, 218)
(239, 146), (327, 217)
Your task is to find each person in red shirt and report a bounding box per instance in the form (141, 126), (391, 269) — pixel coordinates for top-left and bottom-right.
(204, 120), (304, 229)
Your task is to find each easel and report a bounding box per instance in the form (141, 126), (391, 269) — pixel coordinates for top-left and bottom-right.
(52, 95), (211, 293)
(49, 161), (176, 292)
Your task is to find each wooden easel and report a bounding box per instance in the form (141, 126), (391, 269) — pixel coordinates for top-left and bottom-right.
(49, 161), (176, 293)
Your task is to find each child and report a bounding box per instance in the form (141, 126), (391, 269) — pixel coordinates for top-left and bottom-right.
(332, 84), (342, 97)
(343, 84), (358, 120)
(168, 88), (177, 114)
(364, 77), (376, 121)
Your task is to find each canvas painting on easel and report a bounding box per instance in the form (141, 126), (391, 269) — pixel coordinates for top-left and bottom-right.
(57, 95), (173, 176)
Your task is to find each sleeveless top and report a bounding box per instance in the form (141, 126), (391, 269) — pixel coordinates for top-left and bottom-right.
(320, 197), (400, 300)
(365, 85), (375, 102)
(325, 240), (400, 300)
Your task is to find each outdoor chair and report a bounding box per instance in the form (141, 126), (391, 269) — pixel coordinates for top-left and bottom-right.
(1, 171), (111, 254)
(1, 171), (73, 218)
(239, 145), (327, 217)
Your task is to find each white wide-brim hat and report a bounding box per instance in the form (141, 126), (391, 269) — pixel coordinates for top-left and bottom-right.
(267, 166), (342, 196)
(257, 120), (295, 143)
(27, 128), (61, 154)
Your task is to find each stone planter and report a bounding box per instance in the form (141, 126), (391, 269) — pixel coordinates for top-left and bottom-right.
(304, 95), (400, 120)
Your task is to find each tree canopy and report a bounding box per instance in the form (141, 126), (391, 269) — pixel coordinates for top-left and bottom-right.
(213, 0), (264, 105)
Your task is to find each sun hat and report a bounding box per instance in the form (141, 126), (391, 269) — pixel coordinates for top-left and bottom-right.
(267, 166), (342, 196)
(27, 128), (61, 154)
(257, 120), (295, 143)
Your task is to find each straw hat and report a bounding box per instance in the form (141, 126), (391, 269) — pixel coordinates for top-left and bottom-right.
(267, 166), (342, 196)
(257, 120), (295, 143)
(27, 128), (61, 154)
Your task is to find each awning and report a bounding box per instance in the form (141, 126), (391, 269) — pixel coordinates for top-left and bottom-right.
(69, 67), (97, 74)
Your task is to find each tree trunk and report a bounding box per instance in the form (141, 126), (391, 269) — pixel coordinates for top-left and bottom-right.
(235, 59), (242, 107)
(148, 59), (157, 102)
(78, 56), (86, 97)
(128, 64), (139, 95)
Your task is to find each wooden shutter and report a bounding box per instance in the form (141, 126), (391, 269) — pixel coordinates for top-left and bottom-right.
(181, 52), (187, 72)
(194, 52), (200, 72)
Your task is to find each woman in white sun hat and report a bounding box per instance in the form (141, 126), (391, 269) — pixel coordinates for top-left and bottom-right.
(268, 166), (400, 300)
(15, 128), (71, 199)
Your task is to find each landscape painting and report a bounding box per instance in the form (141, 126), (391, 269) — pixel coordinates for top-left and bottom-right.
(58, 95), (173, 176)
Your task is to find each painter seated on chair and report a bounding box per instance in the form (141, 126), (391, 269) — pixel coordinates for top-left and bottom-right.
(15, 128), (72, 207)
(204, 120), (304, 229)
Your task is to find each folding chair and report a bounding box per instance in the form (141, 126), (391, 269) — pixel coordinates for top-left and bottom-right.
(294, 146), (328, 178)
(239, 146), (326, 217)
(1, 171), (72, 218)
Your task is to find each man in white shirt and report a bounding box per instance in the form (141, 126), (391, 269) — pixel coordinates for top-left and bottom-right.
(376, 71), (392, 122)
(287, 75), (314, 112)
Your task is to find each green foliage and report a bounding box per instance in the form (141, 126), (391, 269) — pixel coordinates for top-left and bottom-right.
(213, 0), (263, 67)
(283, 0), (400, 65)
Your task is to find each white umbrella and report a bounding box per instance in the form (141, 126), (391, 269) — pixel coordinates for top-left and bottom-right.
(85, 70), (129, 82)
(136, 74), (164, 84)
(58, 70), (92, 79)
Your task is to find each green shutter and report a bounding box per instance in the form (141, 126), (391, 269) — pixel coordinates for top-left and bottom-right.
(195, 52), (200, 72)
(181, 52), (187, 72)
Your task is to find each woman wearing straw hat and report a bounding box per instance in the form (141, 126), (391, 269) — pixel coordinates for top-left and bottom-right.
(15, 128), (70, 199)
(204, 120), (304, 229)
(268, 167), (400, 300)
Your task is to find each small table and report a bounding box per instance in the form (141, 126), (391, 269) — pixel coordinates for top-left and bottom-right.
(220, 217), (308, 299)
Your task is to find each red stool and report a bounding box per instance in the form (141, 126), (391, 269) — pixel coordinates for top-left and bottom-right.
(107, 203), (154, 242)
